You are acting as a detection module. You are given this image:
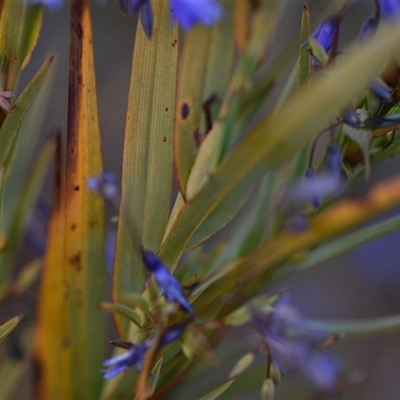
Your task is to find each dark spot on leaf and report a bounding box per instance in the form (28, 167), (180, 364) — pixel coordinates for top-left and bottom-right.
(71, 224), (77, 231)
(69, 252), (82, 271)
(163, 136), (167, 143)
(165, 107), (169, 112)
(172, 39), (178, 47)
(193, 129), (202, 148)
(181, 103), (190, 120)
(74, 185), (80, 191)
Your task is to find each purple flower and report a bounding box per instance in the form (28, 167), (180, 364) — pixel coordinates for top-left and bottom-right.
(379, 0), (400, 22)
(325, 143), (342, 177)
(103, 324), (185, 378)
(103, 342), (150, 378)
(251, 295), (339, 391)
(169, 0), (223, 30)
(303, 15), (341, 65)
(141, 249), (199, 321)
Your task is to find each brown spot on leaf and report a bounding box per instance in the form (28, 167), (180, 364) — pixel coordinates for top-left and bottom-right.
(163, 136), (167, 143)
(193, 129), (202, 148)
(69, 252), (82, 271)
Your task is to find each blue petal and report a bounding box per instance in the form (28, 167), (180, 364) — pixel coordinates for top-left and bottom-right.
(380, 0), (400, 22)
(300, 350), (339, 390)
(103, 342), (150, 379)
(359, 14), (379, 43)
(161, 324), (186, 346)
(141, 250), (198, 319)
(169, 0), (223, 30)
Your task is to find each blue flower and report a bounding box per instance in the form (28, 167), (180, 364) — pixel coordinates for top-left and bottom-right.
(379, 0), (400, 22)
(303, 15), (341, 64)
(141, 249), (199, 321)
(251, 295), (339, 391)
(169, 0), (223, 30)
(103, 342), (151, 378)
(103, 324), (185, 378)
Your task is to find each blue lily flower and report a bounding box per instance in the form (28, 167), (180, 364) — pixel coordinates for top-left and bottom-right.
(379, 0), (400, 22)
(169, 0), (223, 30)
(103, 324), (186, 378)
(303, 15), (341, 64)
(251, 295), (339, 391)
(103, 342), (151, 378)
(141, 249), (198, 321)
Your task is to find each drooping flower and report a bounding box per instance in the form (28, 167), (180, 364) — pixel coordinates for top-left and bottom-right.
(141, 249), (199, 321)
(103, 324), (186, 379)
(303, 15), (341, 64)
(103, 342), (150, 378)
(251, 295), (339, 391)
(379, 0), (400, 22)
(169, 0), (223, 30)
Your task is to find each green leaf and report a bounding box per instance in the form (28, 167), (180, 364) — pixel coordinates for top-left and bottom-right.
(0, 55), (55, 180)
(0, 1), (43, 90)
(36, 2), (106, 399)
(159, 25), (400, 270)
(307, 314), (400, 337)
(100, 302), (145, 330)
(0, 138), (55, 293)
(193, 172), (400, 316)
(113, 0), (178, 332)
(298, 4), (311, 88)
(174, 0), (235, 195)
(12, 258), (42, 294)
(197, 380), (235, 400)
(149, 357), (163, 395)
(228, 352), (255, 379)
(308, 36), (329, 65)
(0, 315), (21, 344)
(279, 212), (400, 275)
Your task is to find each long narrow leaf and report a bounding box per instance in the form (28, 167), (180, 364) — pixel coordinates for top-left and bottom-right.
(113, 0), (178, 331)
(64, 1), (106, 398)
(159, 25), (400, 269)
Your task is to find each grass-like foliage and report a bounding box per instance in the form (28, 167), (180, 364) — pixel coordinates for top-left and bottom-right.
(2, 0), (400, 399)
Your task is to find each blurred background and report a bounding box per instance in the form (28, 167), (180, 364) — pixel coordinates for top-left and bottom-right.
(11, 0), (400, 398)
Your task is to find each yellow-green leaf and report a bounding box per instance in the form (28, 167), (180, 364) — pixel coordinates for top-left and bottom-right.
(159, 24), (400, 270)
(174, 0), (234, 195)
(36, 2), (106, 399)
(0, 315), (21, 344)
(113, 0), (178, 332)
